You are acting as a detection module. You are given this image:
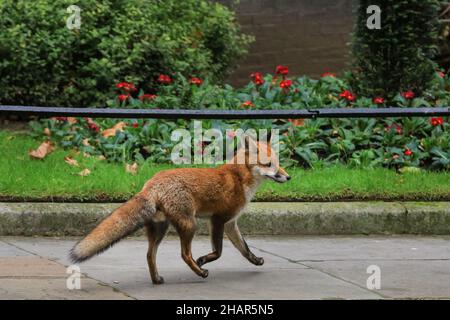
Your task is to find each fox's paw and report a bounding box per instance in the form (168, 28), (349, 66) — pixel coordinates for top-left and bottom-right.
(200, 269), (209, 278)
(252, 257), (265, 266)
(196, 257), (206, 267)
(152, 276), (165, 285)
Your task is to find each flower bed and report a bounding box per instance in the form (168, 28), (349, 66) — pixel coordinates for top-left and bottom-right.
(30, 67), (450, 170)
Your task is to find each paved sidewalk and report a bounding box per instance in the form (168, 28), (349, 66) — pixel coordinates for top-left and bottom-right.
(1, 236), (450, 299)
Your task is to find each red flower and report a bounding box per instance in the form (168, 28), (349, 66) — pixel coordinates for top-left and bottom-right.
(279, 79), (293, 89)
(276, 65), (289, 76)
(139, 94), (157, 101)
(401, 90), (415, 99)
(430, 117), (444, 126)
(373, 97), (385, 104)
(322, 72), (336, 78)
(339, 90), (356, 102)
(189, 77), (203, 86)
(385, 123), (402, 135)
(89, 124), (100, 133)
(404, 149), (413, 156)
(132, 123), (139, 128)
(242, 101), (254, 108)
(250, 72), (265, 86)
(438, 71), (446, 78)
(158, 74), (173, 85)
(115, 82), (137, 92)
(118, 94), (130, 102)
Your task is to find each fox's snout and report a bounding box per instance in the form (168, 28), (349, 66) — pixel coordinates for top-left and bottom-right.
(272, 169), (291, 183)
(257, 165), (291, 183)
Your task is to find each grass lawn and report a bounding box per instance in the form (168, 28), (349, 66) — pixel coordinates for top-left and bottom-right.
(0, 130), (449, 202)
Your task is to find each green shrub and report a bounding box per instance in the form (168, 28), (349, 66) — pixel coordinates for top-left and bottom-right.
(352, 0), (441, 98)
(0, 0), (252, 107)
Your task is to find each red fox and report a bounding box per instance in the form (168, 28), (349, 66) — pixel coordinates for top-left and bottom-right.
(70, 135), (290, 284)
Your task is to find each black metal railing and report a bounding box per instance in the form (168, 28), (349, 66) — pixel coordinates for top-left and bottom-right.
(0, 105), (449, 120)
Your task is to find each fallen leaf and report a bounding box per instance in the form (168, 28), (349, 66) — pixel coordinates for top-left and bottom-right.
(288, 119), (305, 127)
(43, 128), (51, 136)
(101, 121), (126, 138)
(78, 169), (91, 177)
(29, 141), (54, 159)
(83, 152), (91, 158)
(125, 163), (139, 175)
(82, 139), (91, 146)
(64, 157), (79, 167)
(97, 155), (106, 161)
(67, 117), (77, 124)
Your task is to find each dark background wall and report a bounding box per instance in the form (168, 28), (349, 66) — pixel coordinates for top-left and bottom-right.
(218, 0), (355, 85)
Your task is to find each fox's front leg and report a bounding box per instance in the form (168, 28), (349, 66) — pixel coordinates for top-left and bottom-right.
(224, 219), (264, 266)
(196, 216), (224, 267)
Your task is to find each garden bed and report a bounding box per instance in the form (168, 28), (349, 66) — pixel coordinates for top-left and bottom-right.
(1, 131), (449, 202)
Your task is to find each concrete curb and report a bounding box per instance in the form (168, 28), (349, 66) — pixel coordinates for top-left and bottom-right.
(0, 202), (449, 236)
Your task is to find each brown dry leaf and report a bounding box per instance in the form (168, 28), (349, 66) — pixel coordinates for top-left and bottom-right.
(82, 138), (91, 146)
(67, 117), (77, 124)
(29, 141), (54, 159)
(97, 155), (106, 161)
(83, 152), (91, 158)
(288, 119), (305, 127)
(64, 157), (79, 167)
(101, 121), (126, 138)
(125, 162), (139, 175)
(78, 169), (91, 177)
(43, 128), (51, 136)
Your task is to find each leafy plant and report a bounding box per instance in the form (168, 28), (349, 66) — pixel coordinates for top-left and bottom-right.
(29, 68), (450, 170)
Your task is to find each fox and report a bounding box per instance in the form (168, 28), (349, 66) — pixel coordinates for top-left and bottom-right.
(70, 135), (291, 284)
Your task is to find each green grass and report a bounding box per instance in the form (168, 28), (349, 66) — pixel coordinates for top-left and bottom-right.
(0, 131), (449, 202)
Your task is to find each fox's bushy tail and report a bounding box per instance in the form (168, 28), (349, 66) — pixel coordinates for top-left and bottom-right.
(70, 195), (155, 263)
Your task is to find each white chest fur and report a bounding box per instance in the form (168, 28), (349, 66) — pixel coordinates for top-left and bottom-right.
(244, 173), (264, 204)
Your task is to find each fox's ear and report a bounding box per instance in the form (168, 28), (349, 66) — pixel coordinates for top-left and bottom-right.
(242, 133), (258, 151)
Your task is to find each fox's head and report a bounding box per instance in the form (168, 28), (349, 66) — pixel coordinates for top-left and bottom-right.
(234, 134), (291, 183)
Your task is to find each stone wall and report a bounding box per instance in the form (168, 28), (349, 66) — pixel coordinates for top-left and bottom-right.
(218, 0), (355, 85)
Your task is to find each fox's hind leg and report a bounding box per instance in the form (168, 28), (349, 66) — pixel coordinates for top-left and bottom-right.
(196, 216), (225, 267)
(145, 218), (169, 285)
(225, 219), (264, 266)
(172, 215), (209, 278)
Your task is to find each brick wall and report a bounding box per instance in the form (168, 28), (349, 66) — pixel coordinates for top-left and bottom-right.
(218, 0), (355, 85)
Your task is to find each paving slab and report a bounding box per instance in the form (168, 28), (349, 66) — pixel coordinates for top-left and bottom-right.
(3, 237), (381, 299)
(0, 239), (131, 300)
(0, 240), (32, 257)
(304, 260), (450, 299)
(0, 256), (66, 277)
(2, 236), (450, 299)
(250, 236), (450, 299)
(251, 236), (450, 261)
(0, 278), (131, 300)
